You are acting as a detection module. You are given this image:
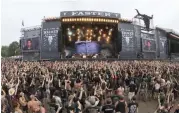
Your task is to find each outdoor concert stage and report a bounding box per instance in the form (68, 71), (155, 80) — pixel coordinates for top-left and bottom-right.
(20, 11), (179, 61)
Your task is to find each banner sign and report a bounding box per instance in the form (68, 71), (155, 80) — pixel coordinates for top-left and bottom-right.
(60, 11), (121, 18)
(120, 23), (135, 51)
(41, 21), (60, 59)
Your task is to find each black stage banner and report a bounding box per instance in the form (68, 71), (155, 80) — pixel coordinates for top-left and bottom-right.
(41, 21), (60, 59)
(60, 11), (121, 18)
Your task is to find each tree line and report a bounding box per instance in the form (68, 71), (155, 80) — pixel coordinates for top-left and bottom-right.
(1, 41), (21, 57)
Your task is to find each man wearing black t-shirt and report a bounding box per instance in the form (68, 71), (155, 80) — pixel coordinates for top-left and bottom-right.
(115, 95), (127, 113)
(128, 96), (138, 113)
(101, 99), (115, 113)
(128, 81), (137, 101)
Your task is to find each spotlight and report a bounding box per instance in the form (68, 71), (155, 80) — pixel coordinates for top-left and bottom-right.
(77, 18), (80, 21)
(103, 34), (107, 37)
(68, 31), (72, 36)
(92, 54), (98, 58)
(68, 36), (72, 41)
(98, 36), (101, 41)
(82, 55), (87, 58)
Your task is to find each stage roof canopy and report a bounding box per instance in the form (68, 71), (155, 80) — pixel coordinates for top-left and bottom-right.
(156, 26), (179, 40)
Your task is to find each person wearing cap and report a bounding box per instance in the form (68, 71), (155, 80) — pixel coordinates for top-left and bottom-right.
(101, 98), (115, 113)
(127, 96), (138, 113)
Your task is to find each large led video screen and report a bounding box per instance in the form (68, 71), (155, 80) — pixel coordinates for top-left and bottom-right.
(21, 38), (39, 51)
(62, 23), (117, 57)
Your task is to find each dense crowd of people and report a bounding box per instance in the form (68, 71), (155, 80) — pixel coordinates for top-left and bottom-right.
(1, 60), (179, 113)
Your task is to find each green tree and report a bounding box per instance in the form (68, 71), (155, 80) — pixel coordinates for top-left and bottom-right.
(8, 41), (20, 56)
(1, 46), (9, 57)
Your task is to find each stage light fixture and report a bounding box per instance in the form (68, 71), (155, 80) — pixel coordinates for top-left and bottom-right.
(68, 31), (72, 36)
(68, 36), (72, 42)
(82, 55), (87, 58)
(103, 34), (107, 37)
(77, 18), (80, 21)
(98, 36), (101, 41)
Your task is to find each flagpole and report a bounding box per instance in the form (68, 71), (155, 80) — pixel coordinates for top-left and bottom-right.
(21, 20), (24, 61)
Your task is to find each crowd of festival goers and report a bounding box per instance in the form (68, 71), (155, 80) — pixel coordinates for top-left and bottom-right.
(1, 60), (179, 113)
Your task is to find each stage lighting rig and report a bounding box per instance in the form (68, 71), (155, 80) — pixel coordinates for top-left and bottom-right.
(62, 17), (119, 23)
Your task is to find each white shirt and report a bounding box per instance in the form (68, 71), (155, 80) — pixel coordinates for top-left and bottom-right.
(155, 83), (160, 90)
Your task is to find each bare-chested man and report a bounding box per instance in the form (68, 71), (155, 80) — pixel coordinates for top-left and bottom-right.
(27, 95), (45, 113)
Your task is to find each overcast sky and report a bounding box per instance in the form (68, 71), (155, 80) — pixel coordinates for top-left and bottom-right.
(1, 0), (179, 45)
